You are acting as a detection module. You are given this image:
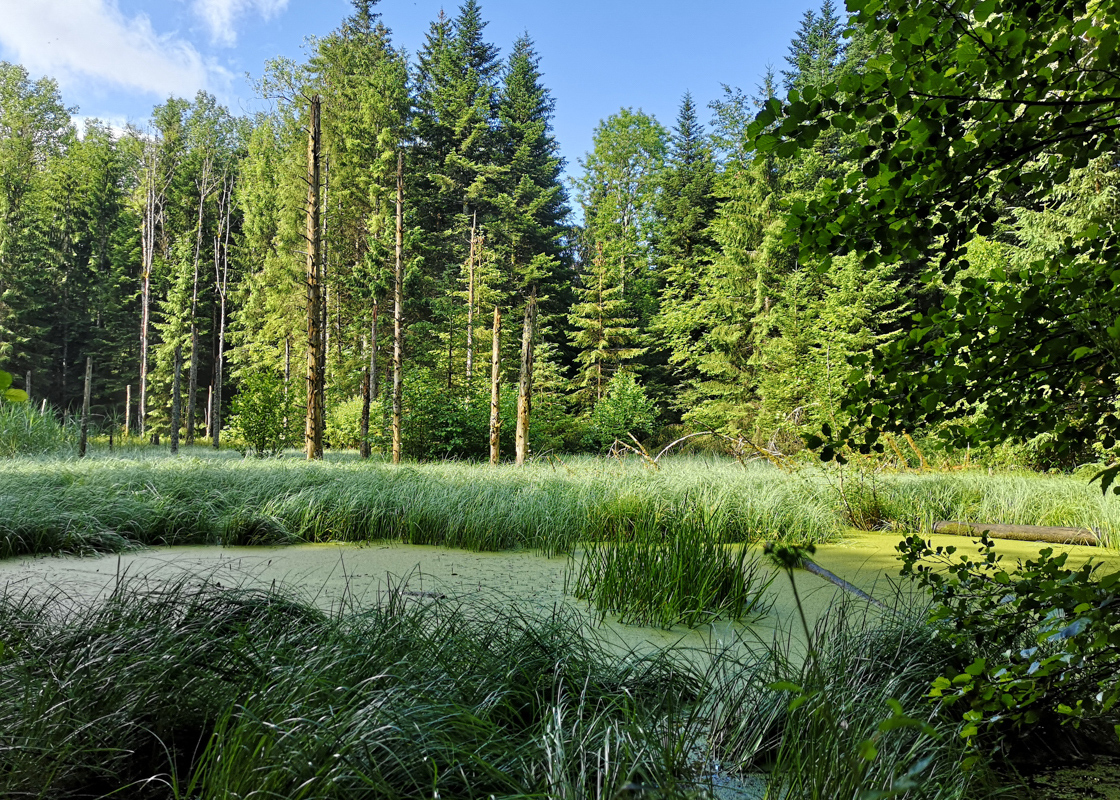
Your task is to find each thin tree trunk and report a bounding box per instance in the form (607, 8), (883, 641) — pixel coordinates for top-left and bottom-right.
(139, 156), (155, 440)
(212, 177), (232, 449)
(362, 331), (371, 461)
(186, 160), (210, 447)
(125, 384), (131, 437)
(171, 345), (182, 455)
(465, 211), (476, 387)
(79, 357), (92, 458)
(515, 289), (537, 466)
(392, 151), (404, 465)
(24, 371), (30, 400)
(489, 305), (502, 465)
(305, 95), (324, 460)
(371, 300), (379, 400)
(360, 303), (378, 460)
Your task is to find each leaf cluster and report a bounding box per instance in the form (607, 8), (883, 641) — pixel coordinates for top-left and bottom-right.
(897, 533), (1120, 743)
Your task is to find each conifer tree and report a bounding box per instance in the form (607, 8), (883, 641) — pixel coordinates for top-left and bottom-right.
(650, 92), (717, 411)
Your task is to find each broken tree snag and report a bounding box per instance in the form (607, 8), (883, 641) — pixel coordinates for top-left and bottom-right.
(932, 521), (1099, 547)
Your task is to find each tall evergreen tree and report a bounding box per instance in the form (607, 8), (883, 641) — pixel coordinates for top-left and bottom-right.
(649, 92), (717, 412)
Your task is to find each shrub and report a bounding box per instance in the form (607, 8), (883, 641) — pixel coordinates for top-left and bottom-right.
(584, 373), (657, 450)
(897, 533), (1120, 747)
(227, 370), (298, 457)
(325, 395), (384, 451)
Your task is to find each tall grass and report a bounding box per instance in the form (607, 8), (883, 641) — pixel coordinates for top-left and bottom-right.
(0, 402), (73, 458)
(0, 569), (1011, 798)
(569, 504), (775, 627)
(0, 450), (1117, 561)
(0, 574), (710, 799)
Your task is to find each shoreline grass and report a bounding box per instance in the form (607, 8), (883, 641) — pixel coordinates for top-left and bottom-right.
(0, 570), (1010, 799)
(0, 449), (1116, 562)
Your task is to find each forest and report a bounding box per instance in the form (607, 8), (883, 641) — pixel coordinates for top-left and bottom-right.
(2, 0), (1115, 468)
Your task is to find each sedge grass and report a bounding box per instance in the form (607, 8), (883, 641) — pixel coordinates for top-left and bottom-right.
(0, 573), (714, 799)
(569, 502), (775, 628)
(1, 450), (1117, 562)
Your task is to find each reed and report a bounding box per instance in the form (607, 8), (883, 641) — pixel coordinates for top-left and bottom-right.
(1, 450), (1116, 562)
(0, 573), (711, 799)
(569, 499), (775, 628)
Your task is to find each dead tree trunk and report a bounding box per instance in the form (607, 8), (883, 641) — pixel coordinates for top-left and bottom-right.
(305, 95), (324, 460)
(391, 151), (404, 465)
(79, 357), (92, 458)
(139, 150), (156, 440)
(515, 289), (537, 466)
(212, 175), (232, 449)
(489, 305), (502, 465)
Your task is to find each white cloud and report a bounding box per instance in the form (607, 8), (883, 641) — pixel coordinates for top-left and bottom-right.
(0, 0), (213, 99)
(192, 0), (289, 46)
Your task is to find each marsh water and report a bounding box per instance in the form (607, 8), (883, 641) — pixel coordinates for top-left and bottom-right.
(2, 533), (1116, 800)
(2, 532), (1112, 651)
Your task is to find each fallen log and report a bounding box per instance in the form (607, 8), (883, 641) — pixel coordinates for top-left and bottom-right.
(932, 521), (1098, 546)
(801, 559), (889, 610)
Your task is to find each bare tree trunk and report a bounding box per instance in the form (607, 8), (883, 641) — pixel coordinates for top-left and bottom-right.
(489, 305), (502, 465)
(305, 96), (324, 461)
(391, 151), (404, 465)
(125, 384), (131, 437)
(515, 289), (537, 466)
(212, 176), (232, 449)
(79, 357), (92, 458)
(465, 211), (476, 387)
(139, 154), (155, 440)
(24, 371), (30, 400)
(185, 161), (210, 447)
(171, 346), (182, 455)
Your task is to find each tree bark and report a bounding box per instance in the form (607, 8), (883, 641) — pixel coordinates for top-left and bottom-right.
(305, 95), (324, 460)
(489, 305), (502, 465)
(515, 289), (537, 466)
(392, 150), (404, 465)
(170, 345), (182, 455)
(125, 384), (131, 437)
(79, 357), (92, 458)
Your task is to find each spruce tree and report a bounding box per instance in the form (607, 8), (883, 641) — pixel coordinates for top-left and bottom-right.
(650, 92), (717, 413)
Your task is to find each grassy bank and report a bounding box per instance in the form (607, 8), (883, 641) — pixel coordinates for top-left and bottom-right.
(0, 449), (1116, 560)
(0, 574), (993, 799)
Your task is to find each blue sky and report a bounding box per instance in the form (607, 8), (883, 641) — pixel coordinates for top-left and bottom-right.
(0, 0), (814, 177)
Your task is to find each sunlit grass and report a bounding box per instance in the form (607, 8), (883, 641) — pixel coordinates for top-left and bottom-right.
(0, 448), (1116, 562)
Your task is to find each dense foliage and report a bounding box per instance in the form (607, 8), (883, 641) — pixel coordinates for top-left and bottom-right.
(1, 0), (1116, 468)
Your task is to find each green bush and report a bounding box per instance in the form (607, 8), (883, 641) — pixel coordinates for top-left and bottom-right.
(898, 533), (1120, 747)
(227, 370), (298, 457)
(584, 373), (657, 451)
(325, 395), (384, 451)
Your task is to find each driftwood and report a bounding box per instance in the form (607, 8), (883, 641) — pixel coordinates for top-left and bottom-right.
(801, 559), (889, 610)
(932, 521), (1098, 547)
